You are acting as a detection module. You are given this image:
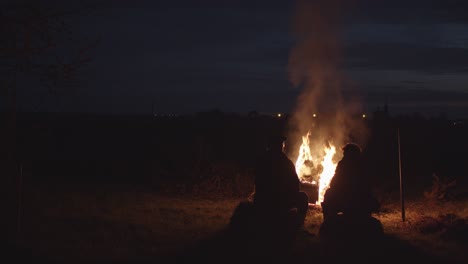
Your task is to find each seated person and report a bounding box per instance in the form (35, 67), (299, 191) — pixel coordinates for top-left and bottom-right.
(321, 142), (380, 220)
(252, 135), (309, 229)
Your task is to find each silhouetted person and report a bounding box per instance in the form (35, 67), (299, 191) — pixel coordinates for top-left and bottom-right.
(319, 143), (382, 243)
(321, 142), (379, 219)
(227, 135), (308, 256)
(252, 135), (309, 230)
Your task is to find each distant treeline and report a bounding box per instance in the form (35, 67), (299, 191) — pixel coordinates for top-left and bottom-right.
(1, 111), (467, 196)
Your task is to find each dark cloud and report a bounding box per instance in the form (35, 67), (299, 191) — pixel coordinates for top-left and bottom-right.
(360, 86), (468, 103)
(344, 42), (468, 74)
(5, 0), (468, 118)
(349, 0), (468, 24)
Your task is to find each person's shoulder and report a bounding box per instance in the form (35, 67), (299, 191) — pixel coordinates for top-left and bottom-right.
(278, 152), (293, 161)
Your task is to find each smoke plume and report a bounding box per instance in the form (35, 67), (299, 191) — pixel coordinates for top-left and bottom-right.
(286, 0), (368, 161)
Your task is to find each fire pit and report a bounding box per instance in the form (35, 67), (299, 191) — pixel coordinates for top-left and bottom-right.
(300, 180), (318, 204)
(294, 131), (339, 206)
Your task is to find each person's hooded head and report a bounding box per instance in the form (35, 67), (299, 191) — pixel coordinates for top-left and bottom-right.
(342, 143), (362, 158)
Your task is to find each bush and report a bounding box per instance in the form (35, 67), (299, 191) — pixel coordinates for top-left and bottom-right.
(190, 161), (255, 198)
(424, 174), (457, 202)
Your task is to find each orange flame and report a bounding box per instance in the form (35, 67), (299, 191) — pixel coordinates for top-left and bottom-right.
(317, 145), (337, 204)
(295, 131), (338, 205)
(295, 131), (313, 181)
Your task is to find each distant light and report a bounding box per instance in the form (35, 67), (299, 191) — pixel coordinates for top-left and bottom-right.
(313, 114), (317, 118)
(277, 113), (282, 118)
(362, 114), (366, 118)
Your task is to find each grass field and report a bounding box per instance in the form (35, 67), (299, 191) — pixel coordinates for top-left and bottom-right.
(11, 182), (467, 264)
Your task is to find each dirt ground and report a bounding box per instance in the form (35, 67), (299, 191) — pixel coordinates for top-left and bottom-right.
(7, 183), (468, 264)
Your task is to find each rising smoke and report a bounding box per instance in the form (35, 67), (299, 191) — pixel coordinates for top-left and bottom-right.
(286, 0), (368, 161)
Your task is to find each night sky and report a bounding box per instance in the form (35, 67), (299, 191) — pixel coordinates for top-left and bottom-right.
(7, 0), (468, 118)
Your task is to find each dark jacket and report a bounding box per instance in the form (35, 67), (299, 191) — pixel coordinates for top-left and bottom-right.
(323, 150), (379, 216)
(253, 149), (300, 210)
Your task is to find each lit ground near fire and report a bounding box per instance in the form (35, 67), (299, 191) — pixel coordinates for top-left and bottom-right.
(14, 183), (468, 264)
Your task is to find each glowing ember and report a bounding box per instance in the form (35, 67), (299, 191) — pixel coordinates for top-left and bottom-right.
(295, 131), (338, 205)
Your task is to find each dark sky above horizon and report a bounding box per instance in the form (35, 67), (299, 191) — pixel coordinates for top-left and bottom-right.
(6, 0), (468, 118)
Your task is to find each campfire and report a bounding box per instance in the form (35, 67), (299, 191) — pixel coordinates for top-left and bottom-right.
(286, 0), (356, 207)
(294, 131), (339, 206)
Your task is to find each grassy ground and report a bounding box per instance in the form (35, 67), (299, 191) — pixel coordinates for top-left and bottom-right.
(13, 183), (468, 263)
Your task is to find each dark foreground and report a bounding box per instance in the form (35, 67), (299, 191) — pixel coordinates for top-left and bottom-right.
(170, 224), (451, 264)
(2, 229), (459, 264)
(3, 214), (467, 264)
(2, 183), (467, 264)
(168, 204), (457, 264)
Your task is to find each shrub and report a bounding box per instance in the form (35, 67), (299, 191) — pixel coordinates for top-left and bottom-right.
(191, 161), (254, 198)
(424, 173), (457, 202)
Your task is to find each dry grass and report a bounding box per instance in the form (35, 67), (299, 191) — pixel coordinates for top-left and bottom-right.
(375, 199), (468, 263)
(16, 183), (468, 263)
